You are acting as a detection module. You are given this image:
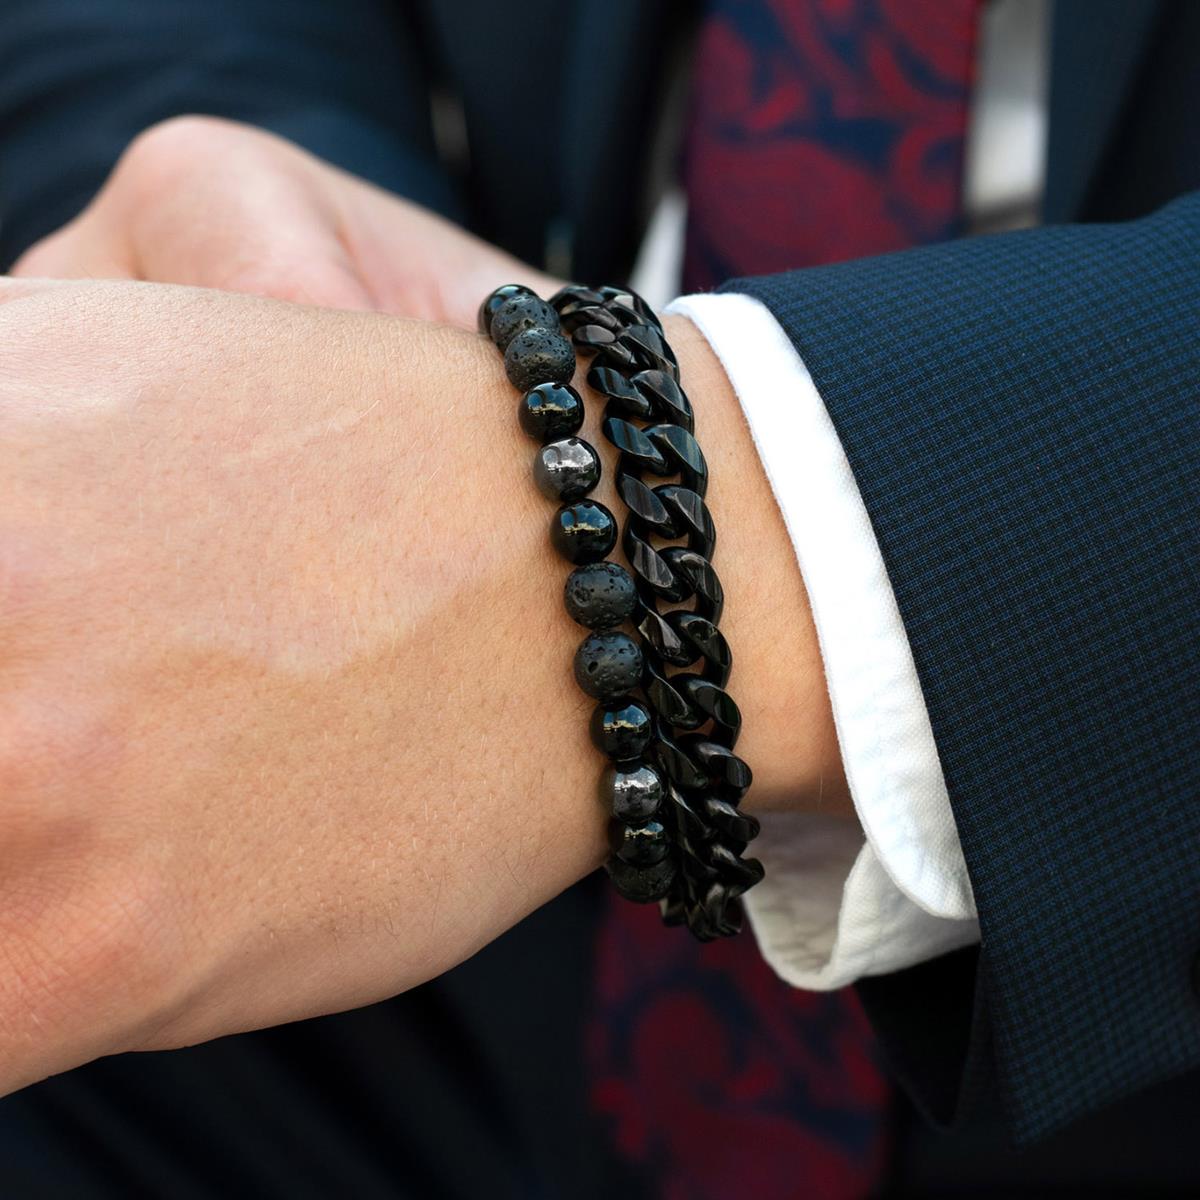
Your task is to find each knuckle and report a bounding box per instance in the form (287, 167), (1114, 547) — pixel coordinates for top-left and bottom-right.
(112, 114), (250, 201)
(125, 113), (238, 165)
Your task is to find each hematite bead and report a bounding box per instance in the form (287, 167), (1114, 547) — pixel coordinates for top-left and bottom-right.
(519, 382), (584, 442)
(550, 500), (617, 564)
(613, 819), (670, 866)
(602, 762), (664, 823)
(533, 438), (601, 501)
(490, 294), (560, 352)
(505, 328), (575, 391)
(590, 698), (653, 760)
(574, 631), (644, 700)
(478, 284), (535, 336)
(563, 561), (637, 629)
(605, 853), (676, 903)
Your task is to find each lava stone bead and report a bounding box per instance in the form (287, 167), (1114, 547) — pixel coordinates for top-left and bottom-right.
(590, 698), (653, 760)
(563, 561), (637, 629)
(478, 283), (534, 336)
(519, 382), (584, 442)
(550, 500), (617, 564)
(505, 327), (576, 391)
(490, 294), (560, 352)
(604, 853), (676, 903)
(533, 437), (601, 501)
(574, 631), (644, 701)
(613, 818), (670, 866)
(601, 762), (664, 823)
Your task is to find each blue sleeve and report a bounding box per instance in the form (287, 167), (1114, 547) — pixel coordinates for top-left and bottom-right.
(728, 193), (1200, 1143)
(0, 0), (463, 266)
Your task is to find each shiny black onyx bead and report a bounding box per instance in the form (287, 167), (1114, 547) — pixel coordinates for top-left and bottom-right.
(490, 294), (560, 351)
(505, 328), (576, 391)
(533, 437), (601, 501)
(563, 561), (637, 629)
(478, 283), (535, 335)
(601, 762), (665, 823)
(613, 818), (670, 866)
(605, 853), (676, 903)
(550, 500), (617, 564)
(590, 698), (653, 760)
(519, 382), (584, 442)
(573, 631), (644, 700)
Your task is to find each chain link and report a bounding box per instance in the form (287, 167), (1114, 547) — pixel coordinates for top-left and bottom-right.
(554, 284), (765, 940)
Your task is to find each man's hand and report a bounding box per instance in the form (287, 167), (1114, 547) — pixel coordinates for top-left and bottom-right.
(10, 116), (558, 325)
(0, 278), (842, 1096)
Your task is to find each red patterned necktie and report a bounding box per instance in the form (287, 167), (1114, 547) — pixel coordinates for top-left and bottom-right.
(685, 0), (979, 289)
(590, 3), (980, 1197)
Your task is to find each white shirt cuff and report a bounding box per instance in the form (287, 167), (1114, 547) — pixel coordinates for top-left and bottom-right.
(665, 292), (981, 990)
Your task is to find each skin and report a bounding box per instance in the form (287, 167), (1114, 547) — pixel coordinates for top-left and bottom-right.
(0, 118), (851, 1096)
(12, 115), (559, 325)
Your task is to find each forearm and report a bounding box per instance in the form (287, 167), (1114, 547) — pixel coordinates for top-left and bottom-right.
(0, 278), (843, 1093)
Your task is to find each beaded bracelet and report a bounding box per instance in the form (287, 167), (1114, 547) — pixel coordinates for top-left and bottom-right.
(479, 283), (762, 940)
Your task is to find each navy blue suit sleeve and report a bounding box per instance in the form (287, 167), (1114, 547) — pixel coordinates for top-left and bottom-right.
(0, 0), (463, 266)
(727, 193), (1200, 1143)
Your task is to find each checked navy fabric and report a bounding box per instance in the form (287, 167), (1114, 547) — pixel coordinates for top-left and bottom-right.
(734, 194), (1200, 1142)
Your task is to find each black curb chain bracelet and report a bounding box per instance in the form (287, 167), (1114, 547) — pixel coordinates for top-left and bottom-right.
(479, 282), (763, 941)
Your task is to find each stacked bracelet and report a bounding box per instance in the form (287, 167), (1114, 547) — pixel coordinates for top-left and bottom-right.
(479, 282), (763, 941)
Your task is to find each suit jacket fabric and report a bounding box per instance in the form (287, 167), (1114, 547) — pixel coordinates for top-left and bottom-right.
(733, 193), (1200, 1142)
(1, 0), (1198, 1148)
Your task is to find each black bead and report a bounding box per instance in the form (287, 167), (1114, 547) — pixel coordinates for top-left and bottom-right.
(573, 631), (644, 700)
(563, 561), (637, 629)
(478, 284), (535, 336)
(490, 294), (560, 351)
(590, 698), (653, 760)
(519, 382), (584, 442)
(613, 819), (670, 866)
(601, 762), (665, 823)
(605, 853), (676, 903)
(505, 328), (576, 391)
(533, 438), (601, 501)
(550, 500), (617, 564)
